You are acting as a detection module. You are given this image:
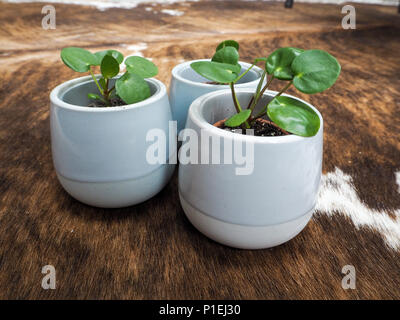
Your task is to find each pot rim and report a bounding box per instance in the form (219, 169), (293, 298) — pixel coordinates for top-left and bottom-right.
(171, 59), (263, 89)
(188, 89), (323, 144)
(50, 74), (166, 113)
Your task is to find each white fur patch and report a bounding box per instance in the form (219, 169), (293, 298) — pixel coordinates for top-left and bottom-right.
(161, 9), (184, 16)
(396, 171), (400, 194)
(3, 0), (198, 11)
(316, 168), (400, 250)
(4, 0), (396, 9)
(123, 42), (148, 57)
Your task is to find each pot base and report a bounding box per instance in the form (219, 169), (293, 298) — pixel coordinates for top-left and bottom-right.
(57, 164), (175, 208)
(179, 192), (313, 249)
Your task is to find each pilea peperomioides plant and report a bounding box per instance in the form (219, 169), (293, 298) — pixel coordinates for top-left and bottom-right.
(61, 47), (158, 107)
(191, 40), (341, 137)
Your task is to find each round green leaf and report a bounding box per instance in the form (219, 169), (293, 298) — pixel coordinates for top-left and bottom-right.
(267, 96), (320, 137)
(224, 109), (251, 128)
(101, 54), (120, 79)
(115, 72), (151, 104)
(216, 40), (239, 51)
(233, 63), (242, 74)
(95, 50), (124, 65)
(125, 56), (158, 78)
(292, 49), (341, 94)
(190, 61), (239, 84)
(212, 46), (239, 66)
(266, 47), (304, 80)
(88, 93), (105, 102)
(60, 47), (98, 72)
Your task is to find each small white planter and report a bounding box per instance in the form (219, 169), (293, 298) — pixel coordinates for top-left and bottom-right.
(178, 89), (323, 249)
(50, 75), (175, 208)
(169, 59), (264, 133)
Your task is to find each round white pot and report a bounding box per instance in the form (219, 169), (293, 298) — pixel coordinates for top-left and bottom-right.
(50, 75), (176, 208)
(178, 89), (323, 249)
(169, 59), (264, 133)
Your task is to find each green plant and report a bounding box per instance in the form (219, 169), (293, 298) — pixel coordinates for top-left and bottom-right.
(191, 41), (341, 137)
(60, 47), (158, 106)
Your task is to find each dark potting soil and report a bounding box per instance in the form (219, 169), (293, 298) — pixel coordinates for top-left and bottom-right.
(218, 119), (289, 137)
(205, 81), (228, 85)
(87, 97), (126, 108)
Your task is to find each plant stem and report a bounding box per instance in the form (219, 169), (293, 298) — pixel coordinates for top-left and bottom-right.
(230, 82), (250, 129)
(249, 74), (275, 112)
(234, 63), (255, 84)
(246, 71), (265, 110)
(89, 69), (104, 95)
(230, 82), (242, 113)
(104, 78), (109, 96)
(104, 78), (112, 106)
(253, 80), (293, 120)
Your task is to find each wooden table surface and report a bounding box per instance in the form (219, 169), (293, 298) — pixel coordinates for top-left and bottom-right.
(1, 0), (400, 299)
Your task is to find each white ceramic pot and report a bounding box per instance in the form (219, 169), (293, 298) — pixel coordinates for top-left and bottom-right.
(50, 75), (176, 208)
(178, 89), (323, 249)
(169, 59), (264, 133)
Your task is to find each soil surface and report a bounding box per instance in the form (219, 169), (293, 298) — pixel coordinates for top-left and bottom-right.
(87, 96), (126, 108)
(215, 118), (289, 136)
(205, 81), (228, 85)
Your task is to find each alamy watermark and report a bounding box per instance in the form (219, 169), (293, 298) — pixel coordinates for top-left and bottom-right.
(41, 5), (56, 30)
(41, 265), (56, 290)
(342, 5), (356, 30)
(146, 121), (255, 176)
(341, 265), (356, 290)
